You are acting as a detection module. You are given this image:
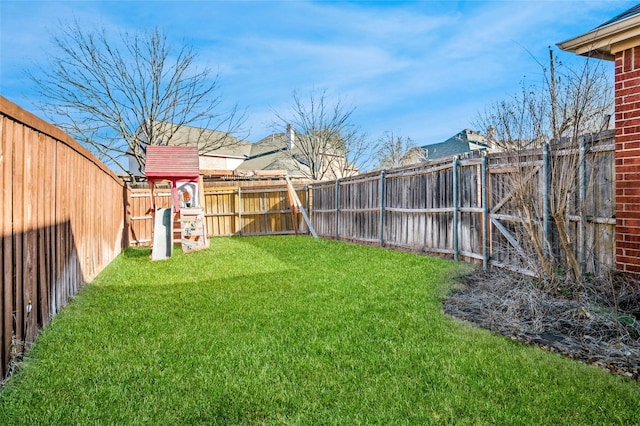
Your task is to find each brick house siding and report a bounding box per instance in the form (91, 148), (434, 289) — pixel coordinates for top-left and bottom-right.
(615, 46), (640, 273)
(558, 5), (640, 274)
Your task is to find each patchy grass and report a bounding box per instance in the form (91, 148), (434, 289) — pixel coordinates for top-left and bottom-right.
(0, 236), (638, 424)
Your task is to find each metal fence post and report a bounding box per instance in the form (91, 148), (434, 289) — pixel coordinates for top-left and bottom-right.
(379, 171), (386, 247)
(335, 179), (340, 240)
(579, 137), (587, 276)
(453, 156), (460, 261)
(543, 142), (550, 257)
(305, 185), (310, 234)
(482, 153), (489, 270)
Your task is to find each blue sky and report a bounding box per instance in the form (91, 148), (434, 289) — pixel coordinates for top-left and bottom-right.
(1, 0), (636, 149)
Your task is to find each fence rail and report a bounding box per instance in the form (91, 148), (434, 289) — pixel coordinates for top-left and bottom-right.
(1, 96), (127, 379)
(311, 132), (616, 276)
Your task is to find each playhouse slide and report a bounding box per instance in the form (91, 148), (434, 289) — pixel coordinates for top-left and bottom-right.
(151, 208), (173, 261)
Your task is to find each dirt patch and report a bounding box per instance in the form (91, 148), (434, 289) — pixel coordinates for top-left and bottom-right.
(443, 270), (640, 381)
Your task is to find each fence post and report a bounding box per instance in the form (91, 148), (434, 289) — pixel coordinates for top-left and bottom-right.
(453, 156), (460, 261)
(543, 142), (551, 256)
(335, 179), (340, 240)
(482, 153), (489, 270)
(379, 171), (386, 247)
(305, 185), (311, 235)
(579, 137), (587, 276)
(237, 186), (242, 236)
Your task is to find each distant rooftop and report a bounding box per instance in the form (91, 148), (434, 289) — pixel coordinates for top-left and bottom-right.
(420, 129), (490, 160)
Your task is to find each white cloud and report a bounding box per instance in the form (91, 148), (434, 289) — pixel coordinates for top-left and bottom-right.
(1, 0), (635, 150)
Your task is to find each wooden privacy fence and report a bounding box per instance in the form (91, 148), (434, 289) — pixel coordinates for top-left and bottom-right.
(1, 97), (127, 380)
(0, 93), (617, 380)
(127, 182), (310, 245)
(311, 131), (615, 276)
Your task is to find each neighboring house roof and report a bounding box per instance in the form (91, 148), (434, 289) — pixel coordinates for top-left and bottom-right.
(239, 155), (310, 177)
(133, 122), (352, 179)
(420, 129), (490, 160)
(145, 146), (200, 180)
(557, 5), (640, 60)
(248, 133), (287, 157)
(237, 133), (310, 178)
(161, 123), (252, 157)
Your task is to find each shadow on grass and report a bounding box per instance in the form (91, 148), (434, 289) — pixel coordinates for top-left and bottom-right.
(123, 247), (152, 259)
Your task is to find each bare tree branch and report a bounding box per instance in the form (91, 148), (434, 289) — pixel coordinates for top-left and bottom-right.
(273, 89), (372, 180)
(476, 49), (613, 284)
(30, 20), (244, 178)
(374, 131), (421, 169)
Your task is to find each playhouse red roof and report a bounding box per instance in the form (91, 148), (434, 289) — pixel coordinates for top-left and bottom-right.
(144, 145), (200, 180)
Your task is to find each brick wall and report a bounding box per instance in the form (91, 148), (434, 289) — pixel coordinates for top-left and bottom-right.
(615, 47), (640, 274)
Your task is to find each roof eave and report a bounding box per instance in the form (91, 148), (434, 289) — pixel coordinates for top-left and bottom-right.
(199, 153), (248, 160)
(557, 14), (640, 60)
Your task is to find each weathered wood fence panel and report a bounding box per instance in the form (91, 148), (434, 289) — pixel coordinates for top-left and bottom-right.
(487, 152), (541, 274)
(336, 175), (381, 244)
(585, 146), (616, 269)
(1, 96), (126, 379)
(311, 132), (615, 276)
(127, 184), (309, 245)
(310, 182), (339, 239)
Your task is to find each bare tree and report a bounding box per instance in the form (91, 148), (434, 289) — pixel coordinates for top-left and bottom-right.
(375, 131), (422, 169)
(477, 49), (613, 285)
(30, 20), (244, 177)
(274, 89), (371, 180)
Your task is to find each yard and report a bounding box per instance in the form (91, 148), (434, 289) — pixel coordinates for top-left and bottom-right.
(0, 236), (638, 424)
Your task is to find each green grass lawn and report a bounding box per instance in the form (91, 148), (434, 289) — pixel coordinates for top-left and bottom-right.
(1, 236), (638, 424)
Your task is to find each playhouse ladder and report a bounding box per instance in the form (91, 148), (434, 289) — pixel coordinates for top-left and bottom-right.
(180, 208), (208, 253)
